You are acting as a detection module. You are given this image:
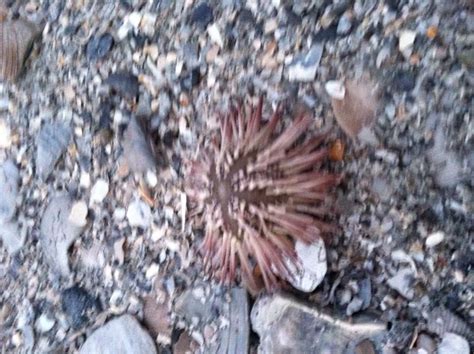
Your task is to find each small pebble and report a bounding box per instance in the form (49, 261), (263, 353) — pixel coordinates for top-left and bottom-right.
(35, 314), (55, 333)
(0, 119), (11, 148)
(425, 231), (445, 248)
(190, 2), (214, 28)
(86, 33), (114, 61)
(288, 44), (323, 82)
(399, 30), (416, 54)
(90, 179), (109, 204)
(207, 23), (224, 48)
(68, 201), (88, 227)
(127, 199), (152, 228)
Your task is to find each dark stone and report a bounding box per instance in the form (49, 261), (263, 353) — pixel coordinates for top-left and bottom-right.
(86, 33), (114, 61)
(238, 9), (255, 24)
(313, 24), (339, 42)
(393, 70), (416, 92)
(61, 286), (101, 329)
(163, 130), (177, 147)
(190, 2), (214, 28)
(105, 72), (139, 99)
(180, 68), (201, 91)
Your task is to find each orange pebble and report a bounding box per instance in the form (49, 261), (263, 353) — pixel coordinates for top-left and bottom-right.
(426, 26), (438, 39)
(329, 139), (345, 161)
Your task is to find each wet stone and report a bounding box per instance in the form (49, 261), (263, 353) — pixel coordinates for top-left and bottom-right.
(86, 33), (114, 61)
(36, 122), (72, 180)
(62, 286), (100, 329)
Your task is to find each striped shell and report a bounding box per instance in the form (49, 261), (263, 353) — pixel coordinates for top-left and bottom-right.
(0, 19), (38, 81)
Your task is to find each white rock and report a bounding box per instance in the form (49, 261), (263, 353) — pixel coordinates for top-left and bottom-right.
(79, 315), (156, 354)
(79, 172), (91, 188)
(208, 24), (224, 48)
(68, 201), (88, 227)
(438, 333), (470, 354)
(387, 268), (415, 299)
(140, 13), (157, 36)
(399, 30), (416, 54)
(117, 22), (133, 41)
(287, 45), (323, 82)
(0, 221), (23, 254)
(35, 314), (55, 333)
(325, 80), (346, 100)
(425, 231), (445, 248)
(90, 179), (109, 204)
(127, 199), (151, 228)
(0, 119), (11, 148)
(128, 12), (142, 29)
(287, 238), (327, 292)
(145, 171), (158, 188)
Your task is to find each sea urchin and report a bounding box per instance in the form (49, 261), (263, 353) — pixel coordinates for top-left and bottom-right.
(186, 97), (340, 292)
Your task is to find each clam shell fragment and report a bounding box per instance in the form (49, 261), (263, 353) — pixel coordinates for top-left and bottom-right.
(0, 19), (39, 81)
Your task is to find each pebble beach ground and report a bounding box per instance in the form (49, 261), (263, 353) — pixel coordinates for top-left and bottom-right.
(0, 1), (473, 353)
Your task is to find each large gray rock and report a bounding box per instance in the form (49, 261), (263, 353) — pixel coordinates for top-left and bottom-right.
(36, 122), (71, 180)
(40, 194), (85, 276)
(0, 160), (19, 223)
(79, 315), (156, 354)
(251, 294), (387, 354)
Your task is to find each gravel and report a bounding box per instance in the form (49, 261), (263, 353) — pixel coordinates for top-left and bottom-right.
(0, 0), (472, 352)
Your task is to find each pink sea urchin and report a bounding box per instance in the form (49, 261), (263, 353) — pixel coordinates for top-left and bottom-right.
(186, 97), (340, 292)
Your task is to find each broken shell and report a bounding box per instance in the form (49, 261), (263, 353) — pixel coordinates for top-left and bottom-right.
(0, 19), (39, 81)
(329, 79), (378, 139)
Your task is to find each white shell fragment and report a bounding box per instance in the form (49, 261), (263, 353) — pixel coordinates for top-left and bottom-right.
(399, 30), (416, 53)
(325, 80), (346, 100)
(286, 238), (327, 292)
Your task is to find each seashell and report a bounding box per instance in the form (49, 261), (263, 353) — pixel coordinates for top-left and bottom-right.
(427, 306), (473, 341)
(0, 18), (39, 81)
(328, 78), (379, 139)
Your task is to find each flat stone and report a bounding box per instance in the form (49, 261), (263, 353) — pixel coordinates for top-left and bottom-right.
(122, 117), (156, 174)
(40, 194), (86, 276)
(36, 122), (72, 180)
(251, 294), (387, 353)
(79, 315), (156, 354)
(0, 160), (19, 223)
(288, 44), (323, 82)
